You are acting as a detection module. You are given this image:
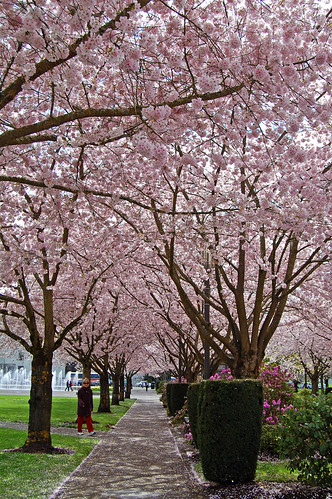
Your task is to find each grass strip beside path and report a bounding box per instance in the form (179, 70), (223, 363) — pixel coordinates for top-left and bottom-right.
(194, 460), (298, 483)
(0, 394), (136, 498)
(0, 429), (97, 499)
(0, 394), (136, 431)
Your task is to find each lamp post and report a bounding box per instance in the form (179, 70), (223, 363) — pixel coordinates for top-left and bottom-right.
(203, 277), (210, 379)
(203, 248), (211, 380)
(178, 337), (182, 382)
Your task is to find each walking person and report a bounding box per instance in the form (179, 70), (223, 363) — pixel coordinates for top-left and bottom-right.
(77, 378), (96, 436)
(65, 380), (70, 391)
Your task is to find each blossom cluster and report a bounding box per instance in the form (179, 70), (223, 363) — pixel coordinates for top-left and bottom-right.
(259, 363), (295, 425)
(209, 368), (233, 381)
(171, 376), (188, 383)
(209, 364), (295, 425)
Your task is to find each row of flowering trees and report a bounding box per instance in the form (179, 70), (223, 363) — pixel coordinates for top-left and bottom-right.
(0, 0), (331, 452)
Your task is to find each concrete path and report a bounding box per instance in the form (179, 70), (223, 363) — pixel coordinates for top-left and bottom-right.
(49, 388), (207, 499)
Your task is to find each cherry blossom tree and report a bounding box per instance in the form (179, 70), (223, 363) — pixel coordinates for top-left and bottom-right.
(64, 291), (121, 412)
(0, 184), (114, 452)
(96, 0), (331, 378)
(1, 0), (331, 383)
(267, 270), (332, 394)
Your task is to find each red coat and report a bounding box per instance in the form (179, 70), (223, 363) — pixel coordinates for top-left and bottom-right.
(77, 386), (93, 417)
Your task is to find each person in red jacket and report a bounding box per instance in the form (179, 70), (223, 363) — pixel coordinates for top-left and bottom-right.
(77, 378), (96, 436)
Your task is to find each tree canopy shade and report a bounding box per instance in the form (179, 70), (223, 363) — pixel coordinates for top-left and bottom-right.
(0, 0), (331, 448)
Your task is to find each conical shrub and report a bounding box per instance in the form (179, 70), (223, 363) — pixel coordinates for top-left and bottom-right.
(187, 382), (201, 446)
(197, 379), (263, 484)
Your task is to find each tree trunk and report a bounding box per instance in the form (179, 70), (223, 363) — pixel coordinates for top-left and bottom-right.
(82, 362), (92, 382)
(119, 374), (125, 402)
(125, 375), (132, 399)
(231, 350), (261, 379)
(111, 374), (120, 405)
(98, 371), (111, 412)
(311, 367), (319, 395)
(22, 351), (54, 453)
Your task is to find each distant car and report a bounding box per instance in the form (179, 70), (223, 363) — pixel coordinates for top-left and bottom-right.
(299, 382), (312, 389)
(90, 379), (100, 386)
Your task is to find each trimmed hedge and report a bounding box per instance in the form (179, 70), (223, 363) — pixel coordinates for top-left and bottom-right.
(187, 383), (201, 447)
(166, 382), (189, 416)
(197, 379), (263, 484)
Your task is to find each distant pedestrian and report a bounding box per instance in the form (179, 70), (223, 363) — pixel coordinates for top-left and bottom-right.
(65, 380), (70, 391)
(70, 381), (73, 391)
(77, 378), (95, 436)
(145, 383), (148, 391)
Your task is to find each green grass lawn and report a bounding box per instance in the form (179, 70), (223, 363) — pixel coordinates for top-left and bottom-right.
(256, 460), (298, 482)
(0, 394), (136, 498)
(0, 394), (135, 431)
(0, 428), (97, 499)
(194, 460), (298, 484)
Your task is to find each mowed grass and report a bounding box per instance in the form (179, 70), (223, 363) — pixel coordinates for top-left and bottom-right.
(194, 460), (298, 483)
(0, 394), (136, 431)
(0, 394), (136, 498)
(256, 460), (298, 482)
(0, 428), (97, 499)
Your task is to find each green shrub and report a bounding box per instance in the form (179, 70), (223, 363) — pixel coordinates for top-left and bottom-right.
(260, 424), (280, 456)
(166, 382), (172, 415)
(159, 381), (168, 408)
(166, 382), (189, 416)
(278, 393), (332, 487)
(156, 380), (164, 394)
(197, 379), (263, 484)
(171, 401), (188, 426)
(187, 383), (201, 447)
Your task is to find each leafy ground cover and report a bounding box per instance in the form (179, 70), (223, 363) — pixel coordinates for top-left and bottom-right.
(0, 394), (135, 431)
(0, 428), (97, 499)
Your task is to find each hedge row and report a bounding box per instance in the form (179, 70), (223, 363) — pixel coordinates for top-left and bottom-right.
(166, 382), (189, 416)
(188, 379), (263, 484)
(165, 379), (263, 484)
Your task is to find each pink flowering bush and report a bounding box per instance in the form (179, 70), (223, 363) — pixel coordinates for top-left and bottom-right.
(209, 368), (233, 381)
(184, 423), (194, 445)
(171, 402), (194, 445)
(259, 363), (295, 425)
(172, 377), (188, 383)
(210, 364), (295, 425)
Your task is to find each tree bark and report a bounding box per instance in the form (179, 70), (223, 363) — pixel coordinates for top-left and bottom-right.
(125, 375), (132, 398)
(22, 351), (54, 453)
(119, 374), (125, 402)
(111, 374), (120, 405)
(82, 362), (92, 382)
(311, 366), (320, 395)
(98, 370), (111, 412)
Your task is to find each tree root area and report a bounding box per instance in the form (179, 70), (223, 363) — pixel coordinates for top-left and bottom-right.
(2, 446), (75, 455)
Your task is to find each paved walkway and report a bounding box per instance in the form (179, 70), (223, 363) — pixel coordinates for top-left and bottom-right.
(49, 388), (207, 498)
